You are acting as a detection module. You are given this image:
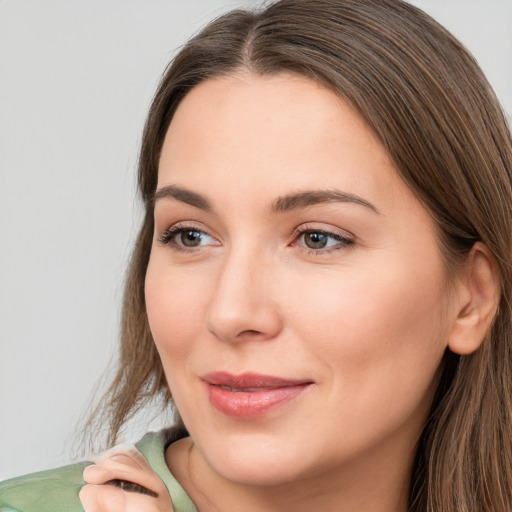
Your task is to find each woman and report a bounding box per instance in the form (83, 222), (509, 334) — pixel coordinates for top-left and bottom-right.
(1, 0), (511, 511)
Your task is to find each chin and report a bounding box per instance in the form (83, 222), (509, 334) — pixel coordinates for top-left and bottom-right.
(211, 456), (305, 487)
(198, 431), (311, 486)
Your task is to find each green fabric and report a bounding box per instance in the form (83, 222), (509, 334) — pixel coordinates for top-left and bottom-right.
(0, 430), (198, 512)
(0, 462), (91, 512)
(135, 430), (198, 512)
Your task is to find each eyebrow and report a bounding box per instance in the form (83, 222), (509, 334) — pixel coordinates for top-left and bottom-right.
(271, 189), (380, 214)
(153, 185), (212, 211)
(153, 185), (379, 215)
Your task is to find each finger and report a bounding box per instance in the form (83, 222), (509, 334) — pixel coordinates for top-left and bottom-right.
(99, 447), (152, 471)
(80, 484), (125, 512)
(80, 483), (174, 512)
(83, 463), (165, 495)
(83, 451), (167, 495)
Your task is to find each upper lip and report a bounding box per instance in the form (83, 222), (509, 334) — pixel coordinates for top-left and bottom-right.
(201, 371), (313, 389)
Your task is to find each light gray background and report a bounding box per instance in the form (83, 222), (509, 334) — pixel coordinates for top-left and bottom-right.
(1, 0), (511, 480)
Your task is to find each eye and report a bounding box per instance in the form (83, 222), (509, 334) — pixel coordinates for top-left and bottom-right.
(176, 229), (207, 247)
(158, 224), (219, 251)
(302, 231), (334, 249)
(294, 227), (354, 253)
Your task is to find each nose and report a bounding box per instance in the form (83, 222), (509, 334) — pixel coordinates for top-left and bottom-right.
(205, 249), (283, 343)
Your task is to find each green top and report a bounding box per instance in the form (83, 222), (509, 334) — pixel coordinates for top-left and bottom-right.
(0, 430), (198, 512)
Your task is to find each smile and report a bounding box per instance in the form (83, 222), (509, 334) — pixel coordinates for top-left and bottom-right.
(202, 372), (314, 419)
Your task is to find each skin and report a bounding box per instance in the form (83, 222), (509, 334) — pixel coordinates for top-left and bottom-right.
(81, 450), (173, 511)
(142, 73), (466, 512)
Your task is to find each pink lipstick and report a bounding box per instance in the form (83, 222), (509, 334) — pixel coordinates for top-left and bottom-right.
(202, 372), (313, 419)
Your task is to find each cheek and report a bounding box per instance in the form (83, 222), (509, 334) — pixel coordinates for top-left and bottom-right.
(293, 261), (445, 339)
(145, 259), (209, 361)
(275, 257), (449, 457)
(286, 254), (449, 402)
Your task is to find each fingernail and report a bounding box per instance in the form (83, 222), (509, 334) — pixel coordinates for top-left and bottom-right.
(82, 464), (97, 479)
(109, 453), (143, 469)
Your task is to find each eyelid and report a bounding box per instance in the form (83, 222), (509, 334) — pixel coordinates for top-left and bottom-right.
(294, 223), (354, 239)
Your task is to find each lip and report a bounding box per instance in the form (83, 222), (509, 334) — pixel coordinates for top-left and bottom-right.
(202, 371), (313, 419)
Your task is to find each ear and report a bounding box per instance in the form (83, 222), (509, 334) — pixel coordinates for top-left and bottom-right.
(448, 242), (500, 355)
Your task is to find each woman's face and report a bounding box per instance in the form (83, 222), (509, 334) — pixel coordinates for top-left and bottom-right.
(145, 73), (458, 486)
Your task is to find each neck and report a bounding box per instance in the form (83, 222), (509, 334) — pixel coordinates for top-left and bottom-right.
(166, 435), (415, 512)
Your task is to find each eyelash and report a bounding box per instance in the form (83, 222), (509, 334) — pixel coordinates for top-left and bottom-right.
(293, 226), (354, 255)
(158, 223), (213, 253)
(157, 223), (354, 255)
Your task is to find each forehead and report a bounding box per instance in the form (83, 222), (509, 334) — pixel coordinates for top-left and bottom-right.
(158, 73), (414, 215)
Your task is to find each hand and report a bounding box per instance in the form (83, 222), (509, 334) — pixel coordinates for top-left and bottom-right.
(79, 446), (174, 512)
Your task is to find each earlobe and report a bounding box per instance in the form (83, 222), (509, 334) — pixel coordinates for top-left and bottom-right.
(448, 242), (500, 355)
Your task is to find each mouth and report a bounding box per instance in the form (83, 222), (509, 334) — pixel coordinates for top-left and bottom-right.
(201, 371), (314, 419)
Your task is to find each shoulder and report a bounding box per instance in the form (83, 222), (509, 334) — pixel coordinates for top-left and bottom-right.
(0, 462), (92, 512)
(0, 428), (194, 512)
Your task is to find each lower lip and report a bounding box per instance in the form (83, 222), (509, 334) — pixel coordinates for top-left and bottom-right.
(206, 383), (311, 419)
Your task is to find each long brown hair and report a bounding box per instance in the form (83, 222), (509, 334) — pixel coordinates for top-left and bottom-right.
(87, 1), (512, 510)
